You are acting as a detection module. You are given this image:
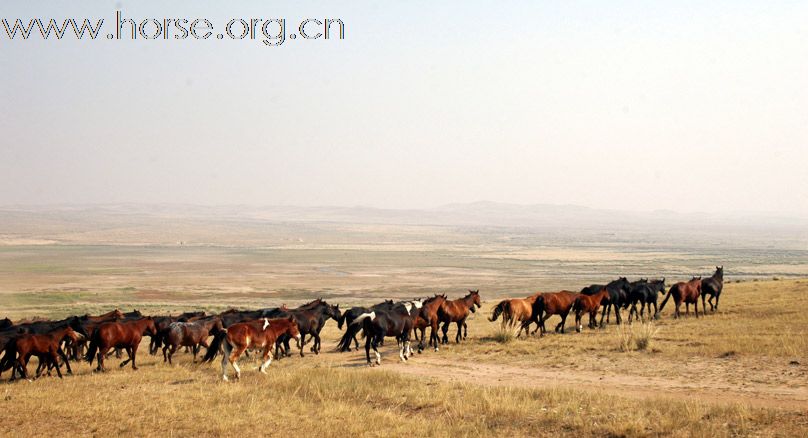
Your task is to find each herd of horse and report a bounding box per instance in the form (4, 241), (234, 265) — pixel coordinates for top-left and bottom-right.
(0, 267), (723, 382)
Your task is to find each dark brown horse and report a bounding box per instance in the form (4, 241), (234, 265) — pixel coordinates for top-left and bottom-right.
(572, 289), (609, 332)
(412, 294), (447, 352)
(659, 277), (703, 318)
(701, 266), (724, 312)
(438, 290), (482, 344)
(162, 316), (224, 364)
(85, 317), (157, 371)
(489, 292), (541, 337)
(523, 291), (579, 336)
(202, 316), (301, 381)
(0, 326), (83, 380)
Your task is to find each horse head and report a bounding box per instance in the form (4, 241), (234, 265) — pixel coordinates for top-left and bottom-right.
(327, 303), (342, 322)
(469, 290), (482, 311)
(715, 266), (724, 279)
(143, 317), (157, 336)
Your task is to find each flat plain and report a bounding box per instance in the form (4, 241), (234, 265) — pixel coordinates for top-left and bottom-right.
(1, 206), (806, 436)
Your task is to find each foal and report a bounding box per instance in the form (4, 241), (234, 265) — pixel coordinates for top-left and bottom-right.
(203, 316), (301, 381)
(573, 289), (610, 332)
(1, 326), (83, 380)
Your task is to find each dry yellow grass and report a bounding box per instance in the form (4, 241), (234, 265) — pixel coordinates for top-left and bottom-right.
(1, 280), (807, 436)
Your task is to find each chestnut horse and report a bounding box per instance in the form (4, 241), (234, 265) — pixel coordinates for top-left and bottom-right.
(701, 266), (724, 312)
(0, 326), (83, 380)
(572, 289), (609, 332)
(659, 277), (702, 318)
(85, 317), (157, 371)
(202, 316), (301, 381)
(413, 294), (447, 352)
(489, 292), (541, 337)
(438, 290), (482, 344)
(523, 291), (578, 336)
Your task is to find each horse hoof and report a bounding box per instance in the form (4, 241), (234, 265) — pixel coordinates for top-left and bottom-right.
(222, 376), (228, 381)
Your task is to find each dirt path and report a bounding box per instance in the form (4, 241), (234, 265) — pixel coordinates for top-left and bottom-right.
(306, 347), (808, 411)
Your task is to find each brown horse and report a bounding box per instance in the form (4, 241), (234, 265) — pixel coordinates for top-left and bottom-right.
(412, 294), (447, 352)
(162, 316), (224, 364)
(85, 317), (157, 371)
(572, 289), (610, 332)
(202, 316), (301, 381)
(523, 291), (579, 336)
(0, 326), (83, 380)
(489, 292), (541, 337)
(659, 277), (702, 318)
(438, 290), (482, 344)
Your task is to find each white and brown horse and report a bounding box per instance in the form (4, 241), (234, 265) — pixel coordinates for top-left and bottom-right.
(202, 316), (301, 381)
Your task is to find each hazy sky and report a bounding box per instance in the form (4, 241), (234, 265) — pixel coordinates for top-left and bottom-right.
(2, 1), (807, 214)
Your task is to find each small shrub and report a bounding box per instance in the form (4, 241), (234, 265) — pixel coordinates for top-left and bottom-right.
(634, 323), (660, 351)
(616, 323), (659, 352)
(492, 325), (518, 344)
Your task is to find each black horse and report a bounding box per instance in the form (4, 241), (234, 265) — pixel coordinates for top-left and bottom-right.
(581, 277), (632, 326)
(336, 299), (395, 352)
(626, 278), (666, 322)
(701, 266), (724, 312)
(352, 300), (422, 366)
(274, 299), (341, 358)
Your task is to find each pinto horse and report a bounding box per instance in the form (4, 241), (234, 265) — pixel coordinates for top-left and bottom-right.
(659, 277), (702, 318)
(572, 289), (609, 332)
(412, 294), (447, 352)
(162, 317), (224, 364)
(627, 278), (666, 322)
(523, 291), (578, 336)
(337, 299), (395, 352)
(202, 316), (301, 381)
(701, 266), (724, 312)
(352, 300), (422, 366)
(489, 292), (541, 337)
(438, 290), (482, 344)
(85, 317), (157, 372)
(0, 326), (83, 380)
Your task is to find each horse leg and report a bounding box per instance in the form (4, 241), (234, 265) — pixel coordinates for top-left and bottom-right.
(599, 304), (608, 328)
(50, 350), (63, 379)
(398, 335), (406, 362)
(162, 343), (169, 363)
(430, 322), (439, 352)
(441, 322), (449, 345)
(372, 335), (382, 365)
(168, 344), (178, 365)
(463, 320), (469, 340)
(715, 294), (720, 311)
(131, 345), (139, 370)
(258, 348), (273, 373)
(614, 304), (622, 325)
(417, 327), (425, 353)
(220, 341), (232, 381)
(606, 304), (611, 324)
(455, 321), (462, 343)
(364, 334), (373, 366)
(313, 332), (322, 355)
(652, 301), (659, 320)
(57, 347), (72, 375)
(119, 347), (132, 368)
(694, 298), (699, 318)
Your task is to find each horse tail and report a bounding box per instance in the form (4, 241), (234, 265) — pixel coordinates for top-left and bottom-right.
(0, 340), (17, 374)
(535, 295), (546, 322)
(84, 331), (100, 364)
(488, 301), (507, 322)
(350, 312), (375, 326)
(202, 329), (227, 363)
(337, 312), (347, 330)
(659, 284), (676, 312)
(572, 296), (582, 313)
